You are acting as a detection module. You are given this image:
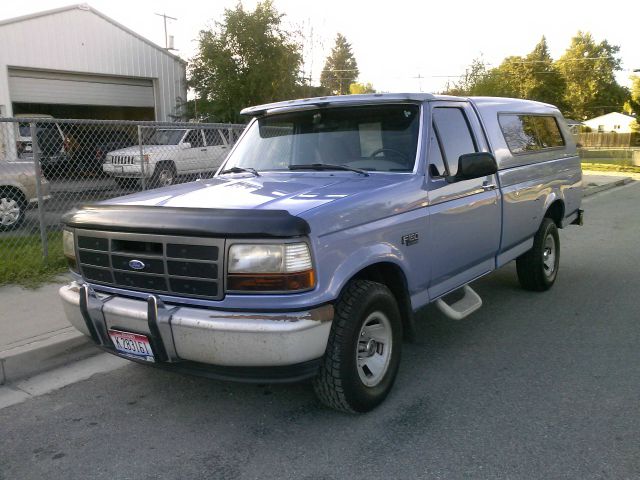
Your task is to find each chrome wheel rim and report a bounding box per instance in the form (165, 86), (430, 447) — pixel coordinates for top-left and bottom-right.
(356, 311), (393, 387)
(158, 169), (174, 186)
(542, 234), (556, 277)
(0, 197), (21, 226)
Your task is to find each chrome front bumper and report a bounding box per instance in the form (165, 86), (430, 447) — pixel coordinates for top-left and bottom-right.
(59, 282), (333, 369)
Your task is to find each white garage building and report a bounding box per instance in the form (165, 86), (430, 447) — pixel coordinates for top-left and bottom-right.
(0, 4), (187, 121)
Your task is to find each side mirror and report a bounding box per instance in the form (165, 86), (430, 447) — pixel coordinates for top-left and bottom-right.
(446, 152), (497, 183)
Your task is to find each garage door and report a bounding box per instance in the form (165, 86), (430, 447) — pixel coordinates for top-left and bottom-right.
(8, 69), (155, 108)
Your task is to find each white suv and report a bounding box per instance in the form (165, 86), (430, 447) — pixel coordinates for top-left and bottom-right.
(103, 127), (230, 188)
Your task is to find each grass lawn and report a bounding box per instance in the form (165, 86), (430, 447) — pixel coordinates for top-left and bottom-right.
(0, 231), (68, 288)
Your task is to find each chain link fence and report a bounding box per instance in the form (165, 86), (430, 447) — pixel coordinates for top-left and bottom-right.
(0, 118), (245, 283)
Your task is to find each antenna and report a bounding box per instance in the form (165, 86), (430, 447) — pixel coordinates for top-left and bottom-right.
(154, 12), (177, 50)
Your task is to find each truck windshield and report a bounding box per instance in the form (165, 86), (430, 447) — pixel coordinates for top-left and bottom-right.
(147, 129), (187, 145)
(224, 104), (420, 173)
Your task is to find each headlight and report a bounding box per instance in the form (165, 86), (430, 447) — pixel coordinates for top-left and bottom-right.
(62, 229), (78, 272)
(227, 242), (315, 292)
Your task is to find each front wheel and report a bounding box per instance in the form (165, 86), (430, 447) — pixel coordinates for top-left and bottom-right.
(0, 189), (26, 231)
(150, 163), (176, 188)
(313, 280), (402, 413)
(516, 218), (560, 291)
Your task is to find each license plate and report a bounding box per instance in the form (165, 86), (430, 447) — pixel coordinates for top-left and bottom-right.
(108, 329), (155, 362)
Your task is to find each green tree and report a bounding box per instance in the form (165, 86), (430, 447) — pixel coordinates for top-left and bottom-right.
(320, 34), (359, 95)
(626, 76), (640, 132)
(349, 82), (376, 94)
(555, 31), (628, 119)
(523, 37), (566, 108)
(446, 38), (566, 107)
(189, 1), (303, 123)
(442, 57), (506, 96)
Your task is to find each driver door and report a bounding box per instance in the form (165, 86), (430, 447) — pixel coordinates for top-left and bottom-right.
(426, 102), (501, 299)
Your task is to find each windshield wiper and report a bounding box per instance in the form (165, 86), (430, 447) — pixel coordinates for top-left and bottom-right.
(288, 163), (369, 176)
(219, 166), (261, 177)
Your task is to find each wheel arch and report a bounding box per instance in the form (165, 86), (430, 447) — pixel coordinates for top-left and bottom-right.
(0, 184), (28, 206)
(345, 261), (416, 341)
(544, 198), (565, 228)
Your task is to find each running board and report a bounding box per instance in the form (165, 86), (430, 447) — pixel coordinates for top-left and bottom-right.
(435, 285), (483, 320)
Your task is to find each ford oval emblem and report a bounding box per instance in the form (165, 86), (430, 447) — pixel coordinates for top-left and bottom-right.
(129, 259), (146, 270)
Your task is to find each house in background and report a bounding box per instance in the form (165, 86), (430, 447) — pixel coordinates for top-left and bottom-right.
(583, 112), (636, 134)
(0, 4), (187, 121)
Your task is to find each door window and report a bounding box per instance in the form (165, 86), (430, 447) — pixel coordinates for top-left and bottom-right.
(428, 127), (446, 177)
(184, 130), (204, 148)
(203, 129), (223, 146)
(432, 107), (477, 176)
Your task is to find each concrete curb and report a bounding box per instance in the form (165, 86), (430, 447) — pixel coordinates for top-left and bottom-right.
(583, 177), (634, 197)
(0, 327), (97, 385)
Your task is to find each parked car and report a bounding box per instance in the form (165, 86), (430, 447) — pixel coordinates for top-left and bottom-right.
(72, 127), (136, 177)
(59, 94), (583, 413)
(0, 155), (51, 231)
(14, 114), (73, 179)
(102, 127), (230, 188)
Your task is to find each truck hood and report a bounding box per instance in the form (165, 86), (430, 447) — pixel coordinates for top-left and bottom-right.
(101, 172), (401, 216)
(107, 145), (174, 156)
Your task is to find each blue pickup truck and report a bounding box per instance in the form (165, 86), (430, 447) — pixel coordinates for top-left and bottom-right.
(59, 94), (583, 412)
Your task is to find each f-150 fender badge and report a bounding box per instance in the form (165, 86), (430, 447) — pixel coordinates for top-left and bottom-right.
(401, 233), (419, 246)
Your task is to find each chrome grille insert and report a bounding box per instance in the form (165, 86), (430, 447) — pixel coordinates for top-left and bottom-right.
(75, 229), (224, 300)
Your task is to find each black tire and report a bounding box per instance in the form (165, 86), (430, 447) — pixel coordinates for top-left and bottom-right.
(150, 162), (177, 188)
(313, 280), (402, 413)
(516, 218), (560, 291)
(0, 188), (26, 232)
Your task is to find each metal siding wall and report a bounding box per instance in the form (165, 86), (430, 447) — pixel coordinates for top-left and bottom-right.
(9, 75), (154, 107)
(0, 7), (187, 120)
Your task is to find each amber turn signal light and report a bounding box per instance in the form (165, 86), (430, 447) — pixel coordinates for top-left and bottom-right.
(227, 270), (315, 292)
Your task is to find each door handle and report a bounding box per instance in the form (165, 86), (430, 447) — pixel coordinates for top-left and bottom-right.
(200, 148), (207, 152)
(482, 182), (497, 191)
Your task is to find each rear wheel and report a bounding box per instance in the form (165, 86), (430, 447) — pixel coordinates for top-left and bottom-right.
(313, 280), (402, 413)
(0, 189), (26, 231)
(516, 218), (560, 291)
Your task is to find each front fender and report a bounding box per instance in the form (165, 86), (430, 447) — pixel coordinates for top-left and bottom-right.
(323, 242), (409, 300)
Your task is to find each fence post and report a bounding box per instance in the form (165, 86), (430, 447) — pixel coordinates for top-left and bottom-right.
(29, 121), (49, 259)
(137, 125), (146, 190)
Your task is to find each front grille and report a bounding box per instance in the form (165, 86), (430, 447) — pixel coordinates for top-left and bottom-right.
(110, 155), (137, 165)
(76, 230), (224, 300)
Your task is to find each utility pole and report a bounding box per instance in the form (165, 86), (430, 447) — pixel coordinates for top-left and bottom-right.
(155, 12), (177, 49)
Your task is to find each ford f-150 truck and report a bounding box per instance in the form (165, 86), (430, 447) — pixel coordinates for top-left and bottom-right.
(59, 94), (583, 413)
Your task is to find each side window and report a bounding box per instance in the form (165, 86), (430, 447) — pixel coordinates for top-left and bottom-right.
(533, 116), (564, 148)
(432, 107), (477, 176)
(428, 126), (446, 177)
(499, 114), (565, 154)
(203, 129), (222, 146)
(185, 130), (204, 148)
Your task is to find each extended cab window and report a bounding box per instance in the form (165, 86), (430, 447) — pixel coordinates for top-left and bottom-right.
(223, 104), (420, 173)
(499, 114), (565, 154)
(432, 107), (477, 176)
